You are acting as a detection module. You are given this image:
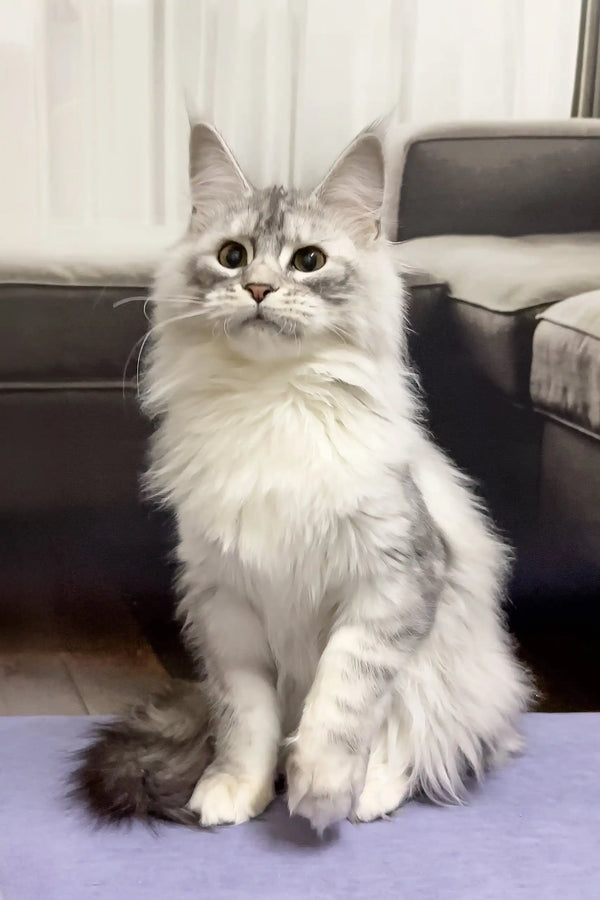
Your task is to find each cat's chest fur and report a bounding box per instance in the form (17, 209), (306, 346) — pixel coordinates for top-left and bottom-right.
(157, 366), (398, 576)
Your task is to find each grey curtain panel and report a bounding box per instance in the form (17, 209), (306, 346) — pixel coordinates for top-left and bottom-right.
(572, 0), (600, 117)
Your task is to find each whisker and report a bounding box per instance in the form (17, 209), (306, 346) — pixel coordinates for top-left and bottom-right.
(114, 294), (204, 310)
(121, 309), (205, 397)
(151, 296), (205, 305)
(113, 295), (147, 309)
(326, 322), (351, 345)
(135, 309), (206, 394)
(122, 334), (146, 398)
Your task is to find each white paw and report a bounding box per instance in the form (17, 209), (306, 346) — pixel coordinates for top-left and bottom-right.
(187, 768), (274, 826)
(353, 770), (408, 822)
(286, 740), (367, 834)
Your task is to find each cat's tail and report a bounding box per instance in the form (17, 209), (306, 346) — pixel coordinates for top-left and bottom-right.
(69, 680), (213, 827)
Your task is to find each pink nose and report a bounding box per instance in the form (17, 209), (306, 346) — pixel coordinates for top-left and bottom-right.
(244, 283), (276, 304)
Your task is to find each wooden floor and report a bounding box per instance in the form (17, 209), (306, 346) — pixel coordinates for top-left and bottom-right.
(0, 590), (171, 716)
(2, 586), (598, 716)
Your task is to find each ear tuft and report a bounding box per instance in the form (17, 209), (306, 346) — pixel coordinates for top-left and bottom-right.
(314, 133), (384, 240)
(188, 123), (251, 228)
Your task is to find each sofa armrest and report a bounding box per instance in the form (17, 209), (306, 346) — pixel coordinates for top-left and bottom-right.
(388, 120), (600, 241)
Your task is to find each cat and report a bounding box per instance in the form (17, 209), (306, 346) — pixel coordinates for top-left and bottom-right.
(72, 123), (530, 833)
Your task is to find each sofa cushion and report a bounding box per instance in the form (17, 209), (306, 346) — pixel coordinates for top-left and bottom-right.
(530, 290), (600, 437)
(395, 120), (600, 240)
(399, 233), (600, 400)
(0, 228), (174, 287)
(0, 234), (171, 385)
(0, 390), (149, 513)
(0, 283), (154, 385)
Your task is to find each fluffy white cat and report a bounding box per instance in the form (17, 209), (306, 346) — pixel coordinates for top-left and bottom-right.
(73, 124), (530, 833)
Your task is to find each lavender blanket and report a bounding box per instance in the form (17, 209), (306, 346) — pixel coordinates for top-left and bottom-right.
(0, 714), (598, 899)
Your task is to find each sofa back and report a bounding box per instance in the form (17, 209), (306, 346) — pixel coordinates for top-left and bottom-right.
(397, 121), (600, 240)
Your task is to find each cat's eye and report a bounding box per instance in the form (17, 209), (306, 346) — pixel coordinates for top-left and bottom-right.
(292, 246), (326, 273)
(218, 241), (248, 269)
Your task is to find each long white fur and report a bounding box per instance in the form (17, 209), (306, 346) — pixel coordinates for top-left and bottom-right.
(143, 124), (530, 831)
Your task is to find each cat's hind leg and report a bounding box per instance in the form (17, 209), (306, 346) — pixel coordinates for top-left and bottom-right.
(388, 592), (530, 806)
(353, 713), (411, 822)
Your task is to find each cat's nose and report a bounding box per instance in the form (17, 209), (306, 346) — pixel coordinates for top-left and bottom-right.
(244, 283), (277, 304)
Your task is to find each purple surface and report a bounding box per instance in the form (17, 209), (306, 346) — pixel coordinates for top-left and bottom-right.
(0, 714), (599, 899)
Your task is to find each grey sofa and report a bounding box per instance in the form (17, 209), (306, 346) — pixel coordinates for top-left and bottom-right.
(0, 245), (180, 656)
(1, 121), (599, 651)
(395, 120), (600, 605)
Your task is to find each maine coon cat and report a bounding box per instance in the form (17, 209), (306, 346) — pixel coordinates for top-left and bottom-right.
(73, 124), (530, 832)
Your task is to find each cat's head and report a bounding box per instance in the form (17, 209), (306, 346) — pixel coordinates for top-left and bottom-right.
(154, 123), (398, 362)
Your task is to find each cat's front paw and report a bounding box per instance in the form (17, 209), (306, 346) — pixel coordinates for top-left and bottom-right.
(286, 737), (367, 834)
(187, 767), (274, 826)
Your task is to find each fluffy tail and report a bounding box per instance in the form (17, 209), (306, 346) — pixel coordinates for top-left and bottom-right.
(70, 681), (214, 827)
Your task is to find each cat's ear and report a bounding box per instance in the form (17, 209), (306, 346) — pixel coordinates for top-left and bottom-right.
(189, 123), (251, 227)
(313, 133), (384, 241)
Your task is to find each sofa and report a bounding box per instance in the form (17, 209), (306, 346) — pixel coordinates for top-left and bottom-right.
(1, 121), (599, 656)
(0, 238), (184, 666)
(393, 120), (600, 615)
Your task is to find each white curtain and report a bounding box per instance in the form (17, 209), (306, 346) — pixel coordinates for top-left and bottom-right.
(0, 0), (582, 245)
